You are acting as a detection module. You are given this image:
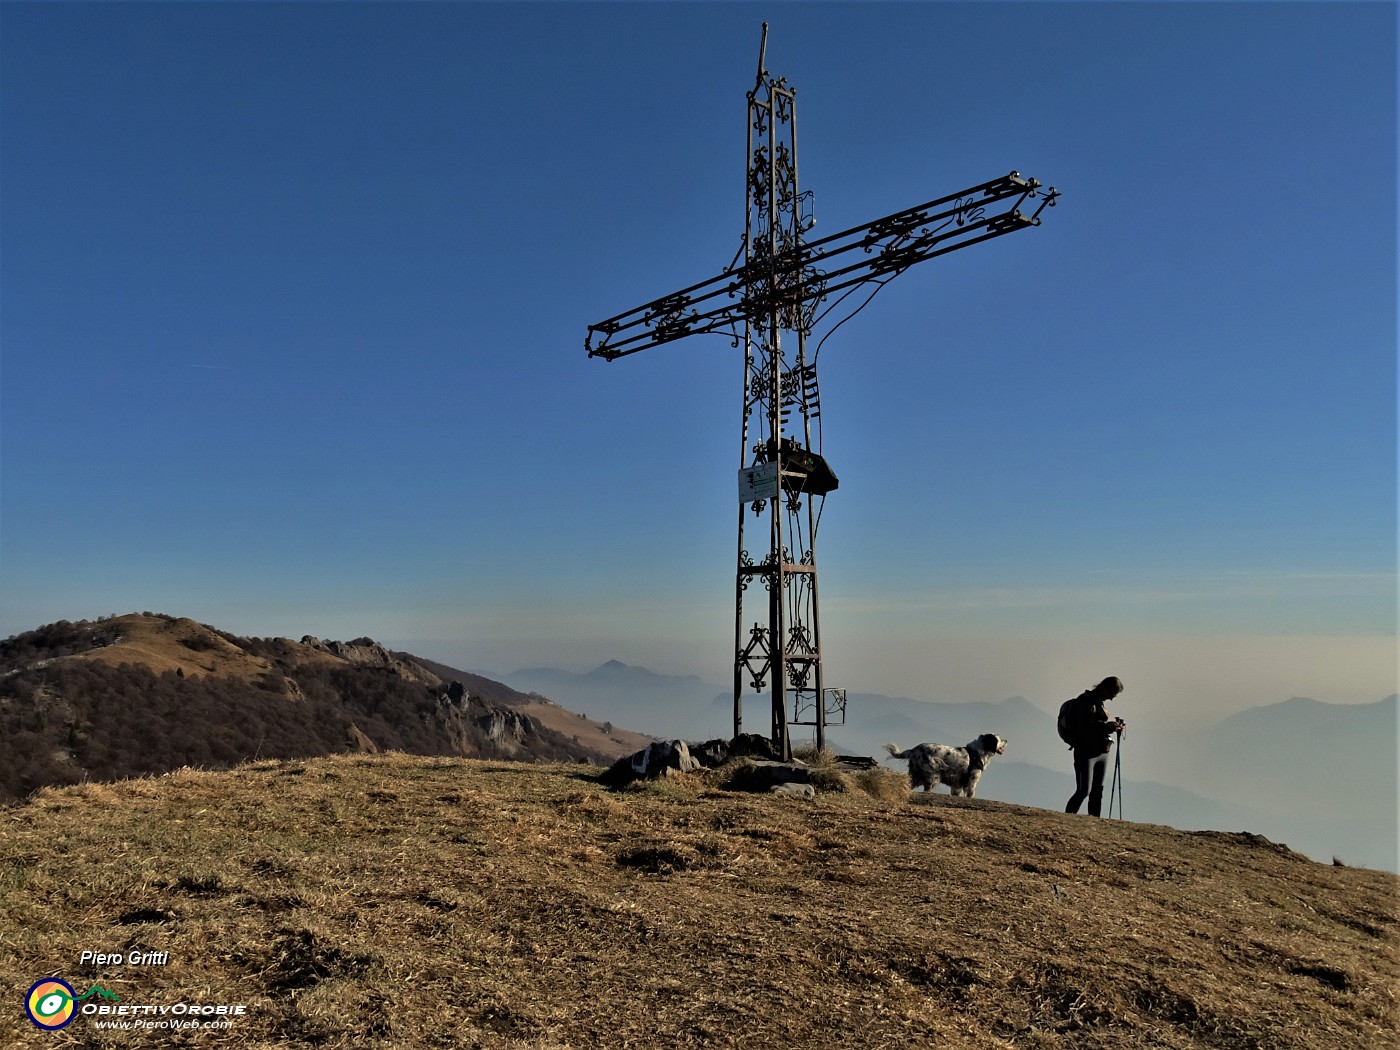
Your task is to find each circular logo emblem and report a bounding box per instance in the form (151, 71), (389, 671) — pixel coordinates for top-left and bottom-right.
(26, 979), (77, 1030)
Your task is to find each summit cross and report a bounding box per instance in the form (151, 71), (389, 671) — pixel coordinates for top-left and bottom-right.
(586, 26), (1058, 760)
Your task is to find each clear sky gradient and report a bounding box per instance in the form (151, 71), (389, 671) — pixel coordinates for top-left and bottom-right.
(2, 1), (1394, 724)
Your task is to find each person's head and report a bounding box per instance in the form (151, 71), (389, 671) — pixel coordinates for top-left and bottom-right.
(1093, 676), (1124, 701)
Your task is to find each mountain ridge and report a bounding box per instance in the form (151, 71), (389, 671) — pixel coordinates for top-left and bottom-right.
(0, 613), (657, 803)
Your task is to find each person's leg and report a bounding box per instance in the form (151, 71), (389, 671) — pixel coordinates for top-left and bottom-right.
(1087, 752), (1109, 817)
(1066, 748), (1091, 813)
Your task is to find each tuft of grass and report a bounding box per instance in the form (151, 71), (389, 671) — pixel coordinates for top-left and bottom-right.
(619, 770), (707, 800)
(851, 765), (912, 803)
(791, 742), (837, 765)
(706, 756), (760, 791)
(791, 743), (851, 793)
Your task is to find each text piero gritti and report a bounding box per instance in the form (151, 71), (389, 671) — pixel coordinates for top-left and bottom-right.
(79, 950), (170, 967)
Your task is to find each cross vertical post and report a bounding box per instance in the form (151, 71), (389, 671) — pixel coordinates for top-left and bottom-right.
(733, 45), (826, 761)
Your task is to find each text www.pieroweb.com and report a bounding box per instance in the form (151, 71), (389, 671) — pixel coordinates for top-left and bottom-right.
(92, 1017), (235, 1031)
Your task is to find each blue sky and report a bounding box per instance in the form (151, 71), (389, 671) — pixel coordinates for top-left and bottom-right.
(2, 1), (1394, 724)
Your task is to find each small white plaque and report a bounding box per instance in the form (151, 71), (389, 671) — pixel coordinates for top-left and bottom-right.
(738, 461), (780, 502)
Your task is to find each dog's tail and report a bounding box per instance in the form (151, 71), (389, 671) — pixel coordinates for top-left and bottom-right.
(884, 743), (911, 760)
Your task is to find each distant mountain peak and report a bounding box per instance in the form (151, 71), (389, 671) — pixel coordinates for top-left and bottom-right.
(586, 660), (706, 685)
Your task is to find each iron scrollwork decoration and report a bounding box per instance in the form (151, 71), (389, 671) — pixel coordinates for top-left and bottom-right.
(954, 196), (986, 227)
(773, 88), (792, 125)
(740, 625), (771, 691)
(748, 147), (770, 208)
(586, 172), (1056, 361)
(645, 292), (697, 341)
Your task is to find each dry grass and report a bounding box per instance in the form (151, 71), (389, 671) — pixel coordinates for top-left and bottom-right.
(70, 614), (296, 682)
(2, 754), (1395, 1048)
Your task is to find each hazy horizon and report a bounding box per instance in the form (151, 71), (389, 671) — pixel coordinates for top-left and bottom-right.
(397, 631), (1396, 722)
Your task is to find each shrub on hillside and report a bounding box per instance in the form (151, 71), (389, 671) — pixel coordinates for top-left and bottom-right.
(0, 620), (96, 672)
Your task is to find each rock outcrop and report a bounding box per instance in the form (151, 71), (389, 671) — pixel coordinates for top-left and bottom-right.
(300, 636), (440, 686)
(345, 723), (379, 754)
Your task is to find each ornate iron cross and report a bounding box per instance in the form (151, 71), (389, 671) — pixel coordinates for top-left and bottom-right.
(586, 26), (1057, 759)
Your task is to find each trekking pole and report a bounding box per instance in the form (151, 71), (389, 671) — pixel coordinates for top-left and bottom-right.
(1109, 727), (1124, 820)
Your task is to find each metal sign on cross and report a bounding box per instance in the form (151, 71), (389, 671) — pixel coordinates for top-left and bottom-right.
(587, 26), (1057, 761)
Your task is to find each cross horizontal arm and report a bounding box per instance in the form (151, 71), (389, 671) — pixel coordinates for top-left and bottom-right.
(586, 170), (1057, 361)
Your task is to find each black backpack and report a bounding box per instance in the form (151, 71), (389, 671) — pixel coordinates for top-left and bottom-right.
(1056, 696), (1082, 749)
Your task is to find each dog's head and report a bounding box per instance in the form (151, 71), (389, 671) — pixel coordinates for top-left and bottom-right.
(974, 733), (1007, 757)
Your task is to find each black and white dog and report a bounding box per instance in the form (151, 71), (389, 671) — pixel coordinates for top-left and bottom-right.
(884, 734), (1007, 796)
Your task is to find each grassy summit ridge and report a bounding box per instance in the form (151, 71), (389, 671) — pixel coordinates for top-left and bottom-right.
(2, 753), (1395, 1048)
(0, 613), (654, 801)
